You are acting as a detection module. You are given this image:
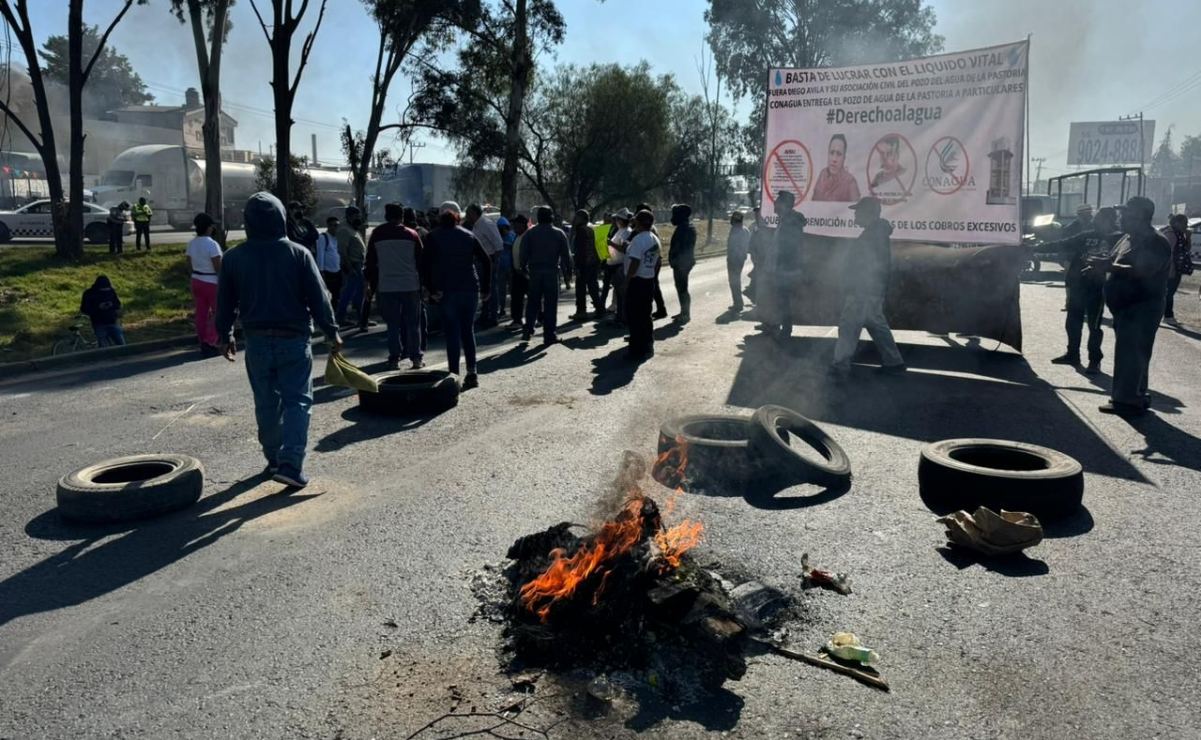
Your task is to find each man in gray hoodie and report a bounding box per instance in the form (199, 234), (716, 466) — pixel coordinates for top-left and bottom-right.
(216, 192), (342, 488)
(831, 196), (904, 374)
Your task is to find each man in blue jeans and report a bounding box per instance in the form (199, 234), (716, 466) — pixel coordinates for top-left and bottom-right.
(216, 192), (342, 489)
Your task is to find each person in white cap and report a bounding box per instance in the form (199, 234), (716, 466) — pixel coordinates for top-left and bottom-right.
(831, 196), (905, 374)
(422, 201), (492, 388)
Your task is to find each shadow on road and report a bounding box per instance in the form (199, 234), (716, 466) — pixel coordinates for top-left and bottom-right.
(589, 345), (646, 396)
(3, 475), (318, 627)
(936, 547), (1050, 577)
(1127, 412), (1201, 474)
(725, 333), (1145, 483)
(478, 343), (548, 372)
(314, 406), (435, 452)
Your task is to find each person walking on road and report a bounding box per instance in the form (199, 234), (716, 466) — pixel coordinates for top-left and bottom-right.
(1090, 196), (1172, 416)
(1045, 207), (1121, 374)
(287, 201), (319, 255)
(424, 201), (491, 389)
(366, 203), (427, 370)
(518, 206), (572, 345)
(624, 209), (662, 361)
(831, 197), (905, 374)
(1160, 214), (1193, 326)
(772, 190), (807, 339)
(744, 206), (769, 310)
(496, 216), (514, 318)
(464, 204), (503, 327)
(79, 275), (126, 347)
(726, 211), (751, 312)
(336, 206), (367, 328)
(571, 209), (603, 321)
(509, 214), (530, 326)
(668, 203), (697, 323)
(186, 212), (223, 356)
(215, 192), (343, 489)
(315, 216), (342, 307)
(636, 202), (668, 319)
(131, 197), (152, 251)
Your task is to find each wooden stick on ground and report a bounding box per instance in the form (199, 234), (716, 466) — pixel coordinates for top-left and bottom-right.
(754, 637), (890, 692)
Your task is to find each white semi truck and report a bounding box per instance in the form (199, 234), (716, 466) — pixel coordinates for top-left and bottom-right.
(94, 144), (354, 229)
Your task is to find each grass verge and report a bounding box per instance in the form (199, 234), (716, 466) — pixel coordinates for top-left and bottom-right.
(0, 244), (194, 362)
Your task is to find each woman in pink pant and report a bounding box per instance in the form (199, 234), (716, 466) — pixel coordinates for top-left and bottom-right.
(185, 213), (223, 355)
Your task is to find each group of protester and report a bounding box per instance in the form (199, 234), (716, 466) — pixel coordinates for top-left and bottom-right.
(1045, 198), (1193, 416)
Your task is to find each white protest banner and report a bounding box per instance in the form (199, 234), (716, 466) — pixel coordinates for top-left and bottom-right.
(761, 41), (1028, 245)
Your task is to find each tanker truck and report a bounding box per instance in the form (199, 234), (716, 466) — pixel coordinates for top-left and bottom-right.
(94, 144), (353, 229)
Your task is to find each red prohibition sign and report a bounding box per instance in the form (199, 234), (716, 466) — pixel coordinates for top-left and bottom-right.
(763, 139), (814, 204)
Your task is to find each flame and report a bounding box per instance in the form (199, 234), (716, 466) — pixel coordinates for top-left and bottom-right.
(518, 443), (705, 622)
(519, 497), (650, 621)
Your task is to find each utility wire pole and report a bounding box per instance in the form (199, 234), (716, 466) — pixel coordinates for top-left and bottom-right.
(1119, 111), (1146, 194)
(1032, 157), (1046, 188)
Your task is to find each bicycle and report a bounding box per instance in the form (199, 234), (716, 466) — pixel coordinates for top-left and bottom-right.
(51, 320), (98, 356)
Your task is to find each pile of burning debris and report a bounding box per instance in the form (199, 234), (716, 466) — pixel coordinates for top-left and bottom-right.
(481, 449), (788, 701)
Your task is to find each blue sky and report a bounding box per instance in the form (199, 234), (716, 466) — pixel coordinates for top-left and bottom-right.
(20, 0), (1201, 178)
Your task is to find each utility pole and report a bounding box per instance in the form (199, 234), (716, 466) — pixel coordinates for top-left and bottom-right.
(1032, 157), (1046, 188)
(408, 140), (426, 164)
(1119, 112), (1146, 194)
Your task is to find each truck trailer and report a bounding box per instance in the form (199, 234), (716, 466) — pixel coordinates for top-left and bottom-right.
(95, 144), (353, 229)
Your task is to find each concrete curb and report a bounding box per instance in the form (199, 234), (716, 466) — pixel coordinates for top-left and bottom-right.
(0, 334), (198, 380)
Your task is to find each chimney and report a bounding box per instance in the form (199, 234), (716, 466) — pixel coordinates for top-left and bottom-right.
(185, 87), (201, 110)
(311, 133), (318, 166)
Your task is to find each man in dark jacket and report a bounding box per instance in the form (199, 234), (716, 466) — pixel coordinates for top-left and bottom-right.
(287, 200), (319, 254)
(80, 275), (126, 347)
(216, 192), (342, 488)
(1090, 197), (1172, 415)
(831, 197), (904, 373)
(366, 202), (426, 370)
(668, 203), (697, 323)
(570, 209), (603, 320)
(1161, 213), (1193, 325)
(773, 190), (807, 338)
(1044, 206), (1121, 373)
(517, 206), (572, 344)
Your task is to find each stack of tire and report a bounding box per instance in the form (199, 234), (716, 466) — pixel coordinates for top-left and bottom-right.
(358, 370), (460, 416)
(655, 405), (851, 492)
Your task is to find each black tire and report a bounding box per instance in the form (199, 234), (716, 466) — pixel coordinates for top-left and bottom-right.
(747, 405), (851, 489)
(656, 413), (753, 490)
(84, 222), (108, 245)
(0, 221), (10, 243)
(56, 453), (204, 523)
(358, 370), (459, 416)
(918, 438), (1083, 520)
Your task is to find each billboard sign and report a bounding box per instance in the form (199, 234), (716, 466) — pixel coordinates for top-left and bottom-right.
(1067, 120), (1155, 166)
(762, 40), (1028, 245)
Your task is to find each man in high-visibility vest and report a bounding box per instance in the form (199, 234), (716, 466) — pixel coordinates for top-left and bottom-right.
(131, 197), (153, 251)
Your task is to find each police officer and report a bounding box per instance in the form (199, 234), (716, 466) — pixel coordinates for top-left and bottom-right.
(1045, 206), (1121, 374)
(131, 197), (153, 251)
(1089, 196), (1172, 416)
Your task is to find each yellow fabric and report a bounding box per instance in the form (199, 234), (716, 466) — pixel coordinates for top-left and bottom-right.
(592, 223), (610, 262)
(131, 203), (153, 222)
(324, 352), (379, 392)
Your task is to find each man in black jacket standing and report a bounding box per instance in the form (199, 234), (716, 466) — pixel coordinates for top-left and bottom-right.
(1044, 206), (1121, 374)
(668, 203), (697, 323)
(518, 206), (572, 345)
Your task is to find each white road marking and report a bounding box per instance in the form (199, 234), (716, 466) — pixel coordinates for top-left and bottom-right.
(151, 402), (198, 441)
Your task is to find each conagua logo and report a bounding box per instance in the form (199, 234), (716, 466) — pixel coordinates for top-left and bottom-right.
(924, 137), (973, 195)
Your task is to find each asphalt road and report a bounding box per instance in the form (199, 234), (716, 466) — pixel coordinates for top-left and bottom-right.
(2, 258), (1201, 738)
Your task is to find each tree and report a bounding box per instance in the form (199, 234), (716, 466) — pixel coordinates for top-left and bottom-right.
(341, 0), (472, 212)
(171, 0), (233, 244)
(40, 25), (153, 117)
(0, 0), (146, 260)
(409, 0), (564, 216)
(706, 0), (942, 154)
(1151, 127), (1179, 179)
(249, 0), (328, 207)
(254, 155), (316, 212)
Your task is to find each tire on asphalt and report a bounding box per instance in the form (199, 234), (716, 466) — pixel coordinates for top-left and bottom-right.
(56, 453), (204, 523)
(656, 414), (754, 491)
(918, 438), (1083, 520)
(358, 370), (459, 416)
(747, 405), (852, 489)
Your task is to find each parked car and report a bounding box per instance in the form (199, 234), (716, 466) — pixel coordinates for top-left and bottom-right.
(0, 200), (130, 244)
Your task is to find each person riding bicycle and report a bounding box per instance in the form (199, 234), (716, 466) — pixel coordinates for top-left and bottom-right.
(79, 275), (126, 347)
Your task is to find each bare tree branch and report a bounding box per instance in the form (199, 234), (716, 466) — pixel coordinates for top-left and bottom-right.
(81, 0), (135, 85)
(0, 98), (42, 156)
(289, 0), (327, 98)
(248, 0), (273, 46)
